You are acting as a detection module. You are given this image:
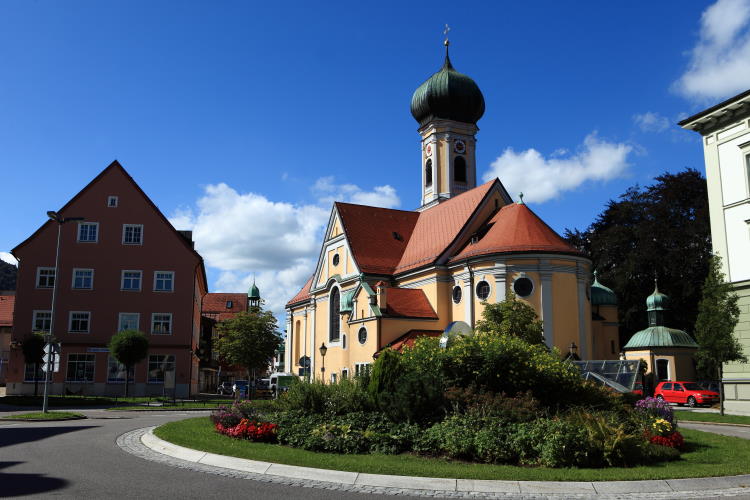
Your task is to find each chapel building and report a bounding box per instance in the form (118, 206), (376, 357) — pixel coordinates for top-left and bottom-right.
(285, 45), (619, 380)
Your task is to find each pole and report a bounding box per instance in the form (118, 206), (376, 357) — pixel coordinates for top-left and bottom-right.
(43, 221), (63, 413)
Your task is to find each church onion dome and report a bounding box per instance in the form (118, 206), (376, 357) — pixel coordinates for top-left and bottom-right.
(248, 282), (260, 300)
(410, 49), (485, 127)
(623, 326), (698, 349)
(590, 271), (617, 306)
(646, 282), (669, 311)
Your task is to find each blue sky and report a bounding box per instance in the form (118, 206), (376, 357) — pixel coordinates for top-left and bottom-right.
(2, 1), (750, 317)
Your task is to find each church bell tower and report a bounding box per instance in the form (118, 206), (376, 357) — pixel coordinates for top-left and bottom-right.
(410, 36), (485, 209)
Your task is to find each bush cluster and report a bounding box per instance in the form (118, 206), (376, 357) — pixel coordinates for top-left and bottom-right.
(211, 332), (686, 468)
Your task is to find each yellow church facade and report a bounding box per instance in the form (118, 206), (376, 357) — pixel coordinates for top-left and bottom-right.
(284, 46), (619, 381)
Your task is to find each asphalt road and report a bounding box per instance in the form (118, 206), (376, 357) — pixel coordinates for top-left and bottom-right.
(0, 409), (384, 500)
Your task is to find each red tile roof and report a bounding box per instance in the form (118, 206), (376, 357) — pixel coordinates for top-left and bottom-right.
(382, 329), (443, 353)
(202, 293), (247, 318)
(336, 203), (419, 275)
(0, 295), (14, 327)
(450, 202), (582, 262)
(396, 179), (498, 273)
(287, 275), (313, 307)
(385, 287), (438, 319)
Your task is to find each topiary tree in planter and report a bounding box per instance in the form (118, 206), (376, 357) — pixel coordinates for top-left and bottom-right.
(109, 330), (149, 397)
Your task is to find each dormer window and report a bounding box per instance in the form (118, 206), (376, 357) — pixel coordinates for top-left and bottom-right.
(392, 232), (403, 241)
(107, 196), (118, 207)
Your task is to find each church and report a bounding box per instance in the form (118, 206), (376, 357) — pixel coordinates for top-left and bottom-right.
(284, 43), (619, 381)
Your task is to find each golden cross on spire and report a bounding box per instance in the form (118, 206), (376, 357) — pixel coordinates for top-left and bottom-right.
(443, 23), (451, 46)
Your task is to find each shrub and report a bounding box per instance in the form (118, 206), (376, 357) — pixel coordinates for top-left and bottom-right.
(279, 378), (372, 416)
(211, 405), (242, 428)
(445, 387), (543, 422)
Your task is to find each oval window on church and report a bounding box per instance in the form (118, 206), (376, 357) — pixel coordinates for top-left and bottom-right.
(476, 281), (490, 300)
(513, 277), (534, 298)
(452, 285), (462, 304)
(358, 327), (367, 344)
(332, 253), (340, 266)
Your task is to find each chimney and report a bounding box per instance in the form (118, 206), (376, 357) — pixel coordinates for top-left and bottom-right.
(375, 281), (387, 311)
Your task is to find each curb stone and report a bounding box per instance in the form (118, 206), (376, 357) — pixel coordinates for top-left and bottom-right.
(117, 426), (750, 499)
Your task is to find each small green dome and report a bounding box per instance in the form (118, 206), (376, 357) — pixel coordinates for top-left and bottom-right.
(248, 282), (260, 299)
(590, 271), (617, 306)
(646, 281), (669, 311)
(410, 49), (485, 127)
(623, 326), (698, 350)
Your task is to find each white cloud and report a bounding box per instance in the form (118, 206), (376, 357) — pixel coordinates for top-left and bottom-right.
(675, 0), (750, 100)
(483, 133), (633, 204)
(0, 252), (18, 266)
(171, 179), (401, 317)
(312, 176), (401, 208)
(169, 183), (329, 316)
(633, 112), (670, 133)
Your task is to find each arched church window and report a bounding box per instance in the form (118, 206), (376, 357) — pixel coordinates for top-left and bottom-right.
(454, 156), (467, 183)
(329, 288), (340, 342)
(425, 159), (433, 187)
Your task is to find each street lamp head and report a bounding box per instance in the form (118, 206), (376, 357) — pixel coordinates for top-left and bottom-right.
(319, 343), (327, 357)
(47, 211), (60, 222)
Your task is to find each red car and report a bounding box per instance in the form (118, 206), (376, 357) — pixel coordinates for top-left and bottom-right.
(655, 381), (720, 407)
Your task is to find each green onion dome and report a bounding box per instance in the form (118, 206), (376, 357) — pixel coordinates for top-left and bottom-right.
(410, 48), (485, 127)
(590, 271), (617, 306)
(248, 282), (260, 300)
(646, 281), (669, 311)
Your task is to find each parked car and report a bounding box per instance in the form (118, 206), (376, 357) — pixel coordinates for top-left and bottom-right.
(654, 381), (720, 407)
(216, 381), (233, 395)
(256, 378), (270, 390)
(269, 372), (296, 396)
(698, 381), (721, 394)
(232, 380), (249, 397)
(631, 381), (644, 397)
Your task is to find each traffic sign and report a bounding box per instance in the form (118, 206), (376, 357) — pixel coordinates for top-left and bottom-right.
(42, 350), (60, 373)
(44, 343), (61, 355)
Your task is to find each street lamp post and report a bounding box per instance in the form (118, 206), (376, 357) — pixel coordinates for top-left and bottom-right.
(43, 211), (83, 414)
(319, 342), (327, 382)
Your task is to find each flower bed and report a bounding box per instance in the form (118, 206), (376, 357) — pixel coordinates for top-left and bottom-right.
(210, 400), (278, 442)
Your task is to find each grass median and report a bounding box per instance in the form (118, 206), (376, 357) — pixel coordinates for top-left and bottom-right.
(2, 411), (85, 420)
(154, 416), (750, 481)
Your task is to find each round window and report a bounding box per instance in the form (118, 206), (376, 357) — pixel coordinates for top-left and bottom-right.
(476, 281), (490, 300)
(513, 277), (534, 297)
(332, 254), (340, 266)
(452, 285), (462, 304)
(358, 327), (367, 344)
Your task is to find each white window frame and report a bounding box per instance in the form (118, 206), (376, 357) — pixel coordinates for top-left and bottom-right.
(118, 312), (140, 332)
(121, 270), (142, 291)
(66, 353), (95, 382)
(68, 311), (91, 333)
(77, 222), (99, 243)
(147, 354), (175, 384)
(355, 362), (372, 378)
(36, 267), (56, 289)
(151, 313), (173, 335)
(32, 310), (52, 333)
(122, 224), (144, 245)
(330, 372), (337, 384)
(107, 195), (118, 208)
(71, 268), (94, 290)
(341, 368), (349, 380)
(153, 271), (174, 292)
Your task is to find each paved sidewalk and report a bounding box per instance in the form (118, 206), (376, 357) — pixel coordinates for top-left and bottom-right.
(120, 426), (750, 499)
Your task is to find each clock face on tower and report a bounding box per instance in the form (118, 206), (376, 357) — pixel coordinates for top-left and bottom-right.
(454, 140), (466, 154)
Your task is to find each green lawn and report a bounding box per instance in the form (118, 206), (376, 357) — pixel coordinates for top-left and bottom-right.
(154, 417), (750, 481)
(2, 411), (85, 420)
(676, 411), (750, 426)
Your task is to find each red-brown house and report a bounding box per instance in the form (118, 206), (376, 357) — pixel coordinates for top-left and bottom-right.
(6, 161), (207, 397)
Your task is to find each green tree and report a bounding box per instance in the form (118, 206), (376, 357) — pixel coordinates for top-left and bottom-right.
(475, 291), (545, 344)
(565, 169), (711, 346)
(213, 309), (280, 383)
(0, 260), (17, 290)
(109, 330), (149, 397)
(21, 332), (45, 396)
(694, 255), (747, 415)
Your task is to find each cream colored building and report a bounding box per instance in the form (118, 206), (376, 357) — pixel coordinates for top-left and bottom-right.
(680, 89), (750, 414)
(285, 46), (620, 381)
